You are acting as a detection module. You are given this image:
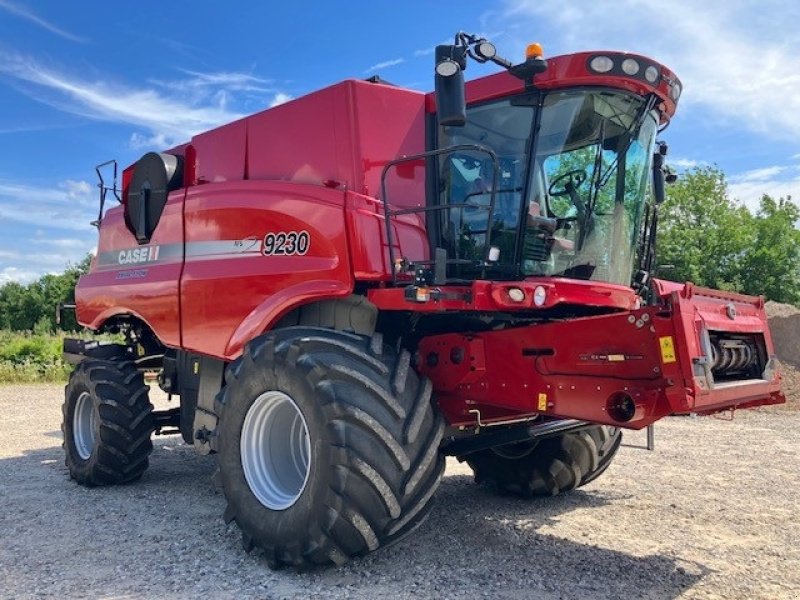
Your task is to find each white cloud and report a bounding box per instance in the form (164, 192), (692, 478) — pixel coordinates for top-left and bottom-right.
(734, 166), (787, 182)
(0, 243), (92, 284)
(170, 69), (274, 93)
(0, 0), (86, 43)
(148, 70), (275, 102)
(129, 132), (172, 150)
(0, 53), (245, 143)
(34, 237), (90, 250)
(728, 165), (800, 211)
(0, 178), (96, 230)
(670, 158), (704, 170)
(492, 0), (800, 141)
(59, 179), (92, 199)
(0, 266), (40, 284)
(364, 58), (405, 73)
(268, 92), (292, 108)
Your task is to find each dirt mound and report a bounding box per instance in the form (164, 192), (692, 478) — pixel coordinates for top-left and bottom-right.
(765, 301), (800, 368)
(765, 301), (800, 409)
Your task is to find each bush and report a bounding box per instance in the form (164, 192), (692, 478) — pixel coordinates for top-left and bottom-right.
(0, 330), (82, 383)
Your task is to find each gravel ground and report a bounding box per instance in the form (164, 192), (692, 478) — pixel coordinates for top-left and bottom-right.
(1, 385), (798, 600)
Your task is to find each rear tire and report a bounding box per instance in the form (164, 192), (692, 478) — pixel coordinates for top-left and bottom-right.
(62, 359), (154, 486)
(217, 327), (445, 569)
(464, 425), (621, 497)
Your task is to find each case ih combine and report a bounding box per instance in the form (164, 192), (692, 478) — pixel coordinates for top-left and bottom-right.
(62, 33), (785, 568)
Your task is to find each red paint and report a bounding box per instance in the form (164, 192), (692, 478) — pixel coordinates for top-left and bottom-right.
(180, 181), (353, 359)
(418, 287), (783, 428)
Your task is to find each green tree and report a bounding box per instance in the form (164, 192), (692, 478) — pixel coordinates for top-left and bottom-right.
(739, 195), (800, 304)
(656, 166), (800, 306)
(657, 166), (753, 291)
(0, 254), (92, 332)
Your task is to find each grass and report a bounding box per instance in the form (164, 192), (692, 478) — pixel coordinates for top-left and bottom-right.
(0, 330), (80, 383)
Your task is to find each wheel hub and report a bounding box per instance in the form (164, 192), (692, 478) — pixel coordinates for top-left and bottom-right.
(73, 391), (97, 460)
(240, 391), (311, 510)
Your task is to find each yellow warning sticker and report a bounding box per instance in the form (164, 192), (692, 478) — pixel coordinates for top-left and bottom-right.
(538, 393), (548, 411)
(659, 336), (676, 364)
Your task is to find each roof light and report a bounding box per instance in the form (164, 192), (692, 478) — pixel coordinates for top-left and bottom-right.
(644, 65), (659, 83)
(526, 43), (544, 59)
(621, 58), (640, 75)
(589, 55), (614, 73)
(533, 286), (547, 307)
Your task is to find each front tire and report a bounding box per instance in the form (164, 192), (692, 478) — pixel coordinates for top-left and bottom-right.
(465, 425), (622, 497)
(217, 327), (445, 569)
(62, 359), (154, 486)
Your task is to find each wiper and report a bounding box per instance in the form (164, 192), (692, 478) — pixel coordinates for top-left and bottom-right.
(587, 119), (606, 219)
(576, 120), (606, 251)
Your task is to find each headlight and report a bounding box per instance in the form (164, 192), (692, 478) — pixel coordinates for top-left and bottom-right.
(533, 286), (547, 307)
(670, 82), (682, 101)
(507, 287), (525, 303)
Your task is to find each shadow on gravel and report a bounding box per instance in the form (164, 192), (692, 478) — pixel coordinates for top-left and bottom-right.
(339, 473), (709, 598)
(0, 439), (709, 599)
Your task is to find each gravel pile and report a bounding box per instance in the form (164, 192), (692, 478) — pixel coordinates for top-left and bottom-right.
(1, 385), (798, 599)
(766, 300), (800, 409)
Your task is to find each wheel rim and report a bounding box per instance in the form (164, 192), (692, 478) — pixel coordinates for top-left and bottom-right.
(73, 391), (97, 460)
(240, 391), (311, 510)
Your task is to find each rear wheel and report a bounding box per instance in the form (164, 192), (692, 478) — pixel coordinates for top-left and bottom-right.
(217, 327), (445, 569)
(62, 359), (154, 486)
(465, 425), (621, 497)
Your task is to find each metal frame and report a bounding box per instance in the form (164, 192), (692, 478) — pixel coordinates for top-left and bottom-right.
(380, 143), (500, 284)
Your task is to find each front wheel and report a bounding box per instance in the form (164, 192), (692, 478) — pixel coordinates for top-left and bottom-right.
(62, 359), (154, 486)
(464, 425), (622, 497)
(217, 328), (445, 569)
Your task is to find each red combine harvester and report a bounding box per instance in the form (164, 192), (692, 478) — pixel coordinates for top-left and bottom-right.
(62, 33), (785, 568)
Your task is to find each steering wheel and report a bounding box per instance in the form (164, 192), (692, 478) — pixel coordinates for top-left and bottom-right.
(548, 169), (587, 197)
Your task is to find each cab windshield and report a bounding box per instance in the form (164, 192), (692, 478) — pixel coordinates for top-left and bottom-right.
(438, 89), (658, 286)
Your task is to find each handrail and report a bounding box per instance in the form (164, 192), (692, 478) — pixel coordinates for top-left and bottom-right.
(379, 143), (500, 283)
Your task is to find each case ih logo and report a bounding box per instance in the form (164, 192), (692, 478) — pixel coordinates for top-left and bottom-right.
(118, 246), (160, 265)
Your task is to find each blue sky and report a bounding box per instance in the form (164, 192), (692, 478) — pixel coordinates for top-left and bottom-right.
(1, 0), (799, 283)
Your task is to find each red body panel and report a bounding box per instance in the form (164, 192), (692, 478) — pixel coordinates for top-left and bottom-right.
(417, 282), (784, 429)
(180, 182), (353, 359)
(78, 80), (427, 360)
(77, 192), (184, 348)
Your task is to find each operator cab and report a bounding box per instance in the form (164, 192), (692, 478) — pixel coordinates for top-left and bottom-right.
(378, 36), (680, 292)
(438, 88), (659, 287)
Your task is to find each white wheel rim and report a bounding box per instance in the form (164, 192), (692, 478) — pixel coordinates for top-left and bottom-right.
(240, 391), (311, 510)
(73, 391), (97, 460)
